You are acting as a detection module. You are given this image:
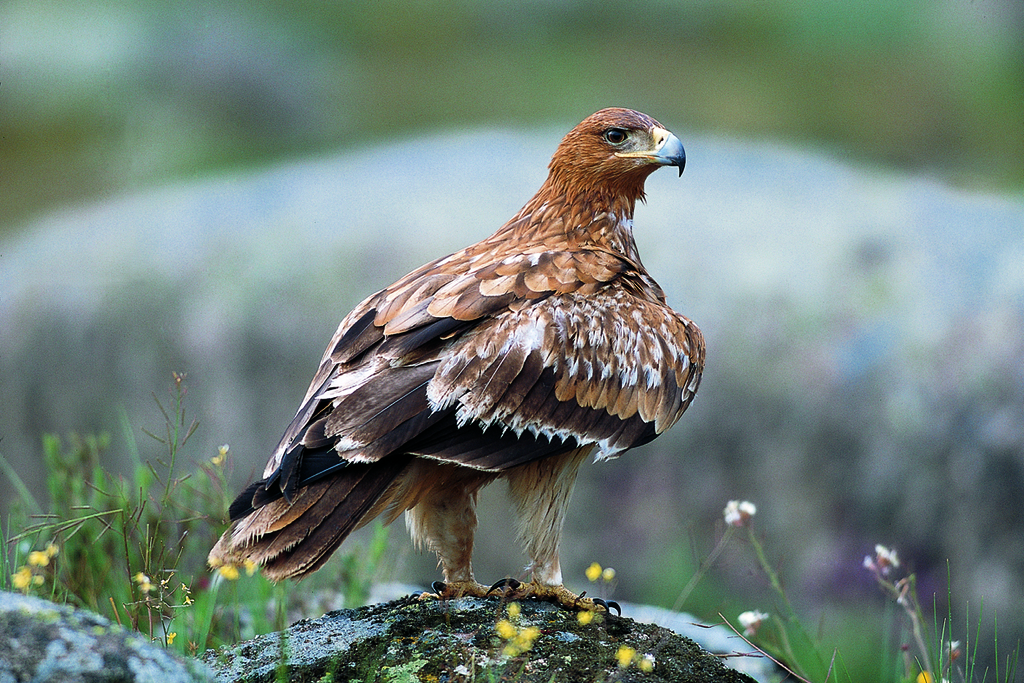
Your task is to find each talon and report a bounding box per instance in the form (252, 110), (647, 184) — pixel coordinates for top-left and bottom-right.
(487, 577), (521, 595)
(592, 598), (621, 616)
(421, 580), (494, 600)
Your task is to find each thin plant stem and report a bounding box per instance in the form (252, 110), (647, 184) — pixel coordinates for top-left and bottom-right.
(672, 525), (735, 611)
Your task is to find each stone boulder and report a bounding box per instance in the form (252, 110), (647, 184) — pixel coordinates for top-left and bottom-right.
(0, 591), (212, 683)
(201, 596), (763, 683)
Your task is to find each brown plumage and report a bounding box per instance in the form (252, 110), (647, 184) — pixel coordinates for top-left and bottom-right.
(208, 108), (704, 609)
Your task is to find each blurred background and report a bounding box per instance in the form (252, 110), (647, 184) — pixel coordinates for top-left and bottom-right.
(2, 0), (1023, 679)
(3, 0), (1022, 230)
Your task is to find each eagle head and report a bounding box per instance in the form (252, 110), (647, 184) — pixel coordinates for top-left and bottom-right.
(547, 108), (686, 203)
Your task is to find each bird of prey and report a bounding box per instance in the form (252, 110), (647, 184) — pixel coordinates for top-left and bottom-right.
(209, 108), (704, 611)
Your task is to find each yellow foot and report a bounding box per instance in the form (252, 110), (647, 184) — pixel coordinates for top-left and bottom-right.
(418, 579), (493, 601)
(488, 578), (620, 615)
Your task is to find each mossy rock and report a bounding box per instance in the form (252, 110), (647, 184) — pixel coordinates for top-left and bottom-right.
(0, 591), (212, 683)
(202, 595), (757, 682)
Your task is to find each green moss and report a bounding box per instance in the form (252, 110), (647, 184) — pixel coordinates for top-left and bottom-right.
(204, 596), (756, 683)
(380, 658), (427, 683)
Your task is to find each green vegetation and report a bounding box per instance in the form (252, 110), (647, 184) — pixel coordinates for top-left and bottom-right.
(1, 373), (388, 656)
(675, 502), (1019, 683)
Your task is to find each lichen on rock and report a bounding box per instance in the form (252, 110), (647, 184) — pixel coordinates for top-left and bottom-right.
(202, 595), (759, 683)
(0, 591), (212, 683)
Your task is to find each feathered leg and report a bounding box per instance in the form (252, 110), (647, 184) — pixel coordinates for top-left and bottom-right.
(404, 462), (495, 598)
(500, 447), (613, 611)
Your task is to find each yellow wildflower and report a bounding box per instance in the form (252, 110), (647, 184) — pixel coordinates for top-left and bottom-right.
(212, 444), (229, 466)
(519, 626), (540, 646)
(495, 619), (517, 640)
(601, 567), (616, 582)
(496, 617), (541, 657)
(577, 610), (594, 625)
(638, 654), (655, 672)
(134, 572), (154, 593)
(916, 672), (933, 683)
(27, 551), (50, 567)
(243, 559), (258, 576)
(12, 566), (33, 591)
(218, 565), (240, 581)
(503, 626), (540, 657)
(585, 562), (602, 582)
(506, 602), (521, 620)
(166, 632), (177, 646)
(616, 645), (636, 668)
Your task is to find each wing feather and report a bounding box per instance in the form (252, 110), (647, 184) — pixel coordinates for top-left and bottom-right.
(329, 307), (381, 364)
(503, 366), (559, 427)
(258, 274), (701, 506)
(324, 363), (435, 445)
(425, 290), (703, 460)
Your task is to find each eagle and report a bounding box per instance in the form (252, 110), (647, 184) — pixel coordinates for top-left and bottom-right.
(209, 108), (704, 612)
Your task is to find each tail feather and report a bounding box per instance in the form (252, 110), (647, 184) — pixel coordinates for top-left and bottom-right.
(258, 468), (375, 561)
(234, 480), (331, 543)
(208, 457), (411, 580)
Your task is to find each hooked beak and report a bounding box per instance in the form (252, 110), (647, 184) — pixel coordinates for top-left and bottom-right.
(615, 126), (686, 176)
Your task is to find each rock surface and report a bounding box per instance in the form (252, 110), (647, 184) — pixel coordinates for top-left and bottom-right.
(0, 591), (212, 683)
(201, 595), (761, 683)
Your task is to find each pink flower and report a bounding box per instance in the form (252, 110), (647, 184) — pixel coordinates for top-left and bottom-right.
(863, 544), (900, 577)
(723, 500), (757, 527)
(737, 610), (769, 637)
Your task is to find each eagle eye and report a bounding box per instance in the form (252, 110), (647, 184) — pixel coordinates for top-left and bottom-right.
(603, 128), (628, 145)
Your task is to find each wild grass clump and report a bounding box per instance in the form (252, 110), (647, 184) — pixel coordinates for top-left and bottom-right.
(682, 500), (1020, 683)
(1, 372), (388, 657)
